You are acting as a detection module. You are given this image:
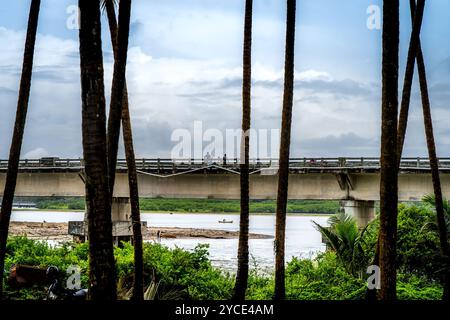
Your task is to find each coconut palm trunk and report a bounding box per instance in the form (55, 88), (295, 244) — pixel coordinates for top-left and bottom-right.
(106, 0), (132, 195)
(396, 0), (426, 163)
(104, 0), (144, 301)
(78, 0), (117, 300)
(0, 0), (41, 298)
(234, 0), (253, 301)
(409, 0), (450, 299)
(379, 0), (400, 301)
(367, 0), (425, 301)
(274, 0), (296, 301)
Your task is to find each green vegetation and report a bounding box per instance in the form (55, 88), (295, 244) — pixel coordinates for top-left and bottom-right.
(3, 238), (232, 300)
(4, 199), (447, 300)
(314, 212), (370, 278)
(34, 198), (85, 211)
(3, 235), (441, 300)
(26, 197), (340, 214)
(364, 202), (449, 282)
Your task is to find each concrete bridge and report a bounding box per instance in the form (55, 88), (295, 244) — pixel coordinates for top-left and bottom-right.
(2, 157), (450, 227)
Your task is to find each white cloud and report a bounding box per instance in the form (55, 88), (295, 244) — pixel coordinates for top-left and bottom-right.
(23, 148), (49, 159)
(296, 70), (333, 82)
(0, 20), (448, 159)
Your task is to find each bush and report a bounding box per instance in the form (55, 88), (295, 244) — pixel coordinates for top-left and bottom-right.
(4, 200), (446, 303)
(396, 204), (445, 280)
(4, 238), (233, 300)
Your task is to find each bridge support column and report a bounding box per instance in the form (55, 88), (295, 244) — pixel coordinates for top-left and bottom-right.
(69, 197), (142, 246)
(342, 200), (375, 228)
(111, 197), (133, 246)
(111, 197), (130, 221)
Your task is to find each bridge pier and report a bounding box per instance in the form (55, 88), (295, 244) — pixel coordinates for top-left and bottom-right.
(69, 197), (137, 246)
(111, 197), (130, 222)
(342, 200), (375, 228)
(111, 197), (133, 246)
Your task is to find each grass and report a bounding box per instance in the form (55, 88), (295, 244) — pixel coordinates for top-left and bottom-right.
(18, 197), (340, 214)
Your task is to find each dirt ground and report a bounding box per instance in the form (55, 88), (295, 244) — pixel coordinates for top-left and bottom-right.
(9, 222), (273, 242)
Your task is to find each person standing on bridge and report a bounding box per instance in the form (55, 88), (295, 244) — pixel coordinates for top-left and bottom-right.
(204, 152), (212, 165)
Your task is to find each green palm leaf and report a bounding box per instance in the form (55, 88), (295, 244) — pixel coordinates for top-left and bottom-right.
(313, 212), (369, 277)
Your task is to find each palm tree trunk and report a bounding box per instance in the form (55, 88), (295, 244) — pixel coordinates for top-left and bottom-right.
(367, 0), (425, 301)
(396, 0), (426, 164)
(274, 0), (296, 301)
(0, 0), (40, 298)
(234, 0), (253, 301)
(106, 0), (132, 196)
(78, 0), (117, 300)
(104, 0), (144, 301)
(379, 0), (400, 301)
(410, 0), (450, 299)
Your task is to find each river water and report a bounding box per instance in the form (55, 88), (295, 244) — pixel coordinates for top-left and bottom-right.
(11, 211), (329, 271)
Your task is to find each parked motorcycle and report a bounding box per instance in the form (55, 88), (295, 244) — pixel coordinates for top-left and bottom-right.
(45, 266), (88, 301)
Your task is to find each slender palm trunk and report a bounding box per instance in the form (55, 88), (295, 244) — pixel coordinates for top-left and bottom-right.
(0, 0), (40, 298)
(122, 99), (144, 301)
(274, 0), (296, 301)
(367, 0), (425, 301)
(107, 0), (132, 195)
(418, 50), (450, 301)
(234, 0), (253, 301)
(379, 0), (399, 301)
(410, 0), (450, 299)
(78, 0), (116, 300)
(396, 0), (425, 163)
(105, 0), (144, 301)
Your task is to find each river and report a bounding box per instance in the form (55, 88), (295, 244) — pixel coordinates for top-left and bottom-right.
(11, 211), (330, 271)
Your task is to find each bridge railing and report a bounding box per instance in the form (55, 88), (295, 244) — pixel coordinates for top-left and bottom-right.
(2, 157), (450, 171)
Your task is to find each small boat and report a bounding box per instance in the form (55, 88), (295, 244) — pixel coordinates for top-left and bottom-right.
(218, 219), (233, 224)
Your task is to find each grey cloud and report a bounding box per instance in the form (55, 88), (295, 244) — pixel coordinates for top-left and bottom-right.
(33, 67), (77, 84)
(0, 65), (21, 76)
(293, 133), (379, 157)
(298, 79), (374, 98)
(191, 76), (376, 100)
(0, 86), (16, 96)
(118, 119), (176, 158)
(428, 83), (450, 110)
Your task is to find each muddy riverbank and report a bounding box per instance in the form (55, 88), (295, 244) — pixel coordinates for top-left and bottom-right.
(9, 222), (273, 242)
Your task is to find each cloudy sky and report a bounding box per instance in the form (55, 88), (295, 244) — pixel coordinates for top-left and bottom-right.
(1, 0), (450, 159)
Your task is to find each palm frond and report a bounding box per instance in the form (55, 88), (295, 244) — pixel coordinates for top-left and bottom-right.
(421, 194), (450, 235)
(422, 194), (450, 216)
(313, 222), (340, 252)
(314, 212), (369, 277)
(144, 279), (160, 300)
(101, 0), (118, 11)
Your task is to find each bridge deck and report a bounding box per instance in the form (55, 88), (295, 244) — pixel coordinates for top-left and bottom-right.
(1, 157), (450, 175)
(2, 158), (450, 200)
